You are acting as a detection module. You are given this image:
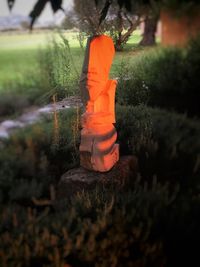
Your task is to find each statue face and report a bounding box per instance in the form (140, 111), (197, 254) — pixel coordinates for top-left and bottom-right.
(80, 35), (115, 105)
(88, 35), (115, 81)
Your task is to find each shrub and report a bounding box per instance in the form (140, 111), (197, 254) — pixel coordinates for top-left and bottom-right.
(0, 70), (47, 118)
(1, 104), (199, 204)
(0, 180), (176, 267)
(0, 108), (80, 204)
(0, 105), (199, 266)
(0, 179), (199, 267)
(116, 36), (200, 117)
(0, 35), (80, 119)
(116, 105), (200, 188)
(38, 34), (79, 102)
(0, 91), (29, 117)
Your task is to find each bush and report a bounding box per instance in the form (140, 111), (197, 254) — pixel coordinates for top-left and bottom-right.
(1, 104), (199, 204)
(0, 70), (47, 118)
(116, 105), (200, 188)
(0, 108), (80, 204)
(0, 179), (199, 267)
(116, 51), (152, 106)
(0, 91), (29, 118)
(38, 34), (79, 102)
(0, 104), (199, 266)
(0, 35), (80, 119)
(116, 36), (200, 117)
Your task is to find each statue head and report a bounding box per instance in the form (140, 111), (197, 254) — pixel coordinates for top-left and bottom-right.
(88, 35), (115, 81)
(80, 35), (115, 106)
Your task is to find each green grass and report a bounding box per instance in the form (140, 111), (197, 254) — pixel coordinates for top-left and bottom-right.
(0, 31), (81, 90)
(0, 30), (143, 90)
(0, 49), (38, 88)
(0, 31), (81, 50)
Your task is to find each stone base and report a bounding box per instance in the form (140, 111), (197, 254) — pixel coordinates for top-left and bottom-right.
(56, 156), (138, 201)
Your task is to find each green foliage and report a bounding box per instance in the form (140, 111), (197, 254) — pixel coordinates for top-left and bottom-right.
(0, 91), (29, 117)
(116, 36), (200, 117)
(0, 181), (172, 266)
(38, 34), (79, 102)
(116, 104), (153, 152)
(1, 104), (198, 206)
(0, 34), (80, 118)
(0, 108), (80, 204)
(116, 54), (151, 105)
(71, 0), (141, 51)
(0, 104), (199, 266)
(0, 178), (199, 267)
(0, 30), (142, 118)
(116, 105), (200, 188)
(0, 48), (45, 117)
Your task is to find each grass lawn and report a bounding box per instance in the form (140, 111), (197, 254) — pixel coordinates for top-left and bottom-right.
(0, 49), (38, 87)
(0, 30), (143, 91)
(0, 31), (80, 90)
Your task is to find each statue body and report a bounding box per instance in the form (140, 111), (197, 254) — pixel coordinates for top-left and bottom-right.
(79, 35), (119, 172)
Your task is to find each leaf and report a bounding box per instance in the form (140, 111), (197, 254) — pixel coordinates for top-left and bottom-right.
(7, 0), (15, 11)
(29, 0), (49, 29)
(29, 0), (64, 29)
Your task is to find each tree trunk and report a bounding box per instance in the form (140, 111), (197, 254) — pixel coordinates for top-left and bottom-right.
(140, 15), (158, 46)
(114, 9), (124, 51)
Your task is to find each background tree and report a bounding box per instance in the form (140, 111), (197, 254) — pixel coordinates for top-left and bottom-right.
(64, 0), (143, 51)
(108, 1), (142, 50)
(139, 1), (161, 46)
(97, 0), (199, 46)
(8, 0), (199, 46)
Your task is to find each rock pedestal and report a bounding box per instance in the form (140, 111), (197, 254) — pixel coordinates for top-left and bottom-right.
(57, 156), (138, 200)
